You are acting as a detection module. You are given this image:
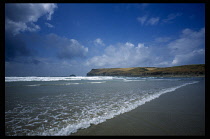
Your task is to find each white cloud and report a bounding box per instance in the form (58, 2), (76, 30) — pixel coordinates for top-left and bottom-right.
(146, 17), (160, 25)
(168, 28), (205, 66)
(5, 3), (57, 35)
(125, 42), (135, 47)
(5, 19), (42, 35)
(5, 19), (28, 35)
(94, 38), (105, 46)
(42, 4), (57, 20)
(137, 16), (148, 25)
(137, 16), (160, 26)
(171, 49), (205, 65)
(137, 13), (182, 26)
(168, 28), (205, 55)
(86, 42), (152, 68)
(87, 27), (205, 68)
(45, 22), (54, 28)
(162, 13), (182, 23)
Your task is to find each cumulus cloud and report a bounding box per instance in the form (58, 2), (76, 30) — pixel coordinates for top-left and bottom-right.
(86, 42), (152, 68)
(168, 28), (205, 65)
(168, 28), (205, 55)
(5, 19), (41, 35)
(94, 38), (105, 46)
(86, 27), (205, 68)
(5, 3), (57, 35)
(45, 34), (88, 59)
(171, 49), (205, 65)
(58, 39), (88, 59)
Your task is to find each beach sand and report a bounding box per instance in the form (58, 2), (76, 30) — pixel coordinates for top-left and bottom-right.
(72, 79), (205, 136)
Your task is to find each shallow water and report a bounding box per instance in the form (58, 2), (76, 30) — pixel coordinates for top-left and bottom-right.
(5, 76), (202, 135)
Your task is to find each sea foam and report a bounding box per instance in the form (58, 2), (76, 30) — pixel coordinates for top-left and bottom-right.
(27, 81), (199, 136)
(5, 76), (117, 82)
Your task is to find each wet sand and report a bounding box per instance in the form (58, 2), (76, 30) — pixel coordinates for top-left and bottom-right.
(72, 79), (205, 136)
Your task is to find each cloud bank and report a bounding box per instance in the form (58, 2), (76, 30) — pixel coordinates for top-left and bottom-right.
(87, 27), (205, 68)
(86, 42), (151, 68)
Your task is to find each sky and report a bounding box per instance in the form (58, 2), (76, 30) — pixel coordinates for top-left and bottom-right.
(5, 3), (205, 76)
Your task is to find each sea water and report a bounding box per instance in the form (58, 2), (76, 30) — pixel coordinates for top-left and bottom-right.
(5, 76), (202, 136)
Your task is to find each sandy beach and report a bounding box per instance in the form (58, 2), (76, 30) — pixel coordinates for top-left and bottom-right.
(72, 78), (205, 136)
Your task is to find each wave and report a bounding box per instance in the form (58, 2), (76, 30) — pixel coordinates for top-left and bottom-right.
(5, 76), (118, 82)
(27, 81), (199, 136)
(25, 84), (41, 87)
(5, 76), (192, 82)
(6, 82), (108, 88)
(88, 81), (106, 84)
(123, 79), (145, 82)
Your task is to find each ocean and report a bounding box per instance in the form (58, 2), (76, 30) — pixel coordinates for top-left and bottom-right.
(5, 76), (203, 136)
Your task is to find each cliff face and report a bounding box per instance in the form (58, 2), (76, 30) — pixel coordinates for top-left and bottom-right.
(87, 64), (205, 77)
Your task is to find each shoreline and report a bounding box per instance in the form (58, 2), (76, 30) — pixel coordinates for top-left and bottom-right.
(71, 79), (205, 136)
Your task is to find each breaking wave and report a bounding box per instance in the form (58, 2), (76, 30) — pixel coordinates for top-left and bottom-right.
(5, 76), (200, 136)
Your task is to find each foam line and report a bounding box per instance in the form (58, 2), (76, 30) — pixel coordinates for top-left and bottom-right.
(27, 81), (199, 135)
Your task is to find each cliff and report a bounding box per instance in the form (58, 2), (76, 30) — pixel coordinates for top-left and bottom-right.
(87, 64), (205, 77)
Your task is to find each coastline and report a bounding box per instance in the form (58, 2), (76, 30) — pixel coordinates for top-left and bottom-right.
(72, 79), (205, 136)
(87, 75), (205, 78)
(86, 64), (205, 77)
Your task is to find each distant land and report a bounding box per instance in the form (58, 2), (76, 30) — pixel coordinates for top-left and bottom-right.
(87, 64), (205, 77)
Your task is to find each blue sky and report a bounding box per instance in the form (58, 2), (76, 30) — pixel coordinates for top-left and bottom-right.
(5, 3), (205, 76)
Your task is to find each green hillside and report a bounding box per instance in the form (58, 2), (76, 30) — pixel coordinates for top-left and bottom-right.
(87, 64), (205, 77)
